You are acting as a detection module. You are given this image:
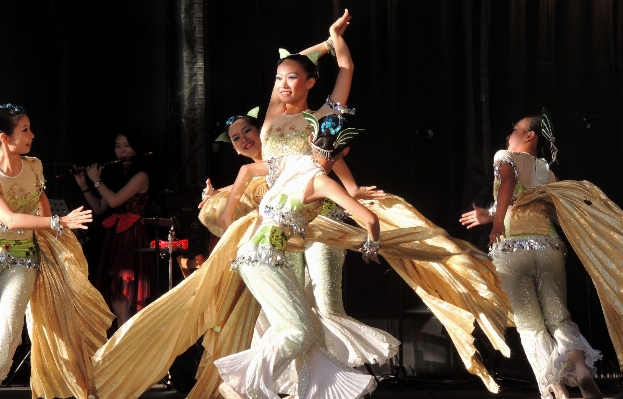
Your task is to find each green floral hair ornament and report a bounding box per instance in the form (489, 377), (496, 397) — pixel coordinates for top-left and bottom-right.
(278, 48), (322, 65)
(215, 107), (260, 143)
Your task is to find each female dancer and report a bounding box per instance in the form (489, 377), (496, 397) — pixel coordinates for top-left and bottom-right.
(460, 111), (602, 399)
(215, 113), (378, 399)
(0, 103), (112, 398)
(74, 130), (155, 327)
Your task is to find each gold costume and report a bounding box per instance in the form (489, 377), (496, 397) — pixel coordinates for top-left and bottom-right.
(28, 229), (114, 399)
(94, 186), (509, 398)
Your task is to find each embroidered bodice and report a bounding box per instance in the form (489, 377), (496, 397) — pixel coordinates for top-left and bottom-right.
(0, 157), (45, 240)
(231, 155), (325, 270)
(260, 155), (325, 238)
(261, 102), (333, 159)
(492, 150), (557, 237)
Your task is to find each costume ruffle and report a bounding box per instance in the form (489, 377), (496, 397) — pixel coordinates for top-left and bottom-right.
(215, 341), (376, 399)
(511, 180), (623, 371)
(27, 229), (114, 399)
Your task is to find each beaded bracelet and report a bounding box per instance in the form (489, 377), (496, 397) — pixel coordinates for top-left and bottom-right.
(324, 37), (335, 57)
(360, 236), (380, 262)
(50, 215), (63, 238)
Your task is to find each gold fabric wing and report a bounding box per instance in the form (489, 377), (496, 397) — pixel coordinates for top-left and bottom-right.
(511, 180), (623, 369)
(27, 229), (114, 399)
(95, 190), (512, 397)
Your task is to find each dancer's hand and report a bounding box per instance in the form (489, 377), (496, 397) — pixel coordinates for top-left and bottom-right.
(459, 203), (492, 229)
(219, 213), (233, 232)
(61, 206), (93, 229)
(198, 178), (214, 209)
(330, 9), (351, 38)
(489, 222), (505, 246)
(352, 186), (385, 200)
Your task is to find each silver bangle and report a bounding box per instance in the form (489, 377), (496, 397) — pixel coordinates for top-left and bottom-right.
(488, 206), (496, 218)
(324, 37), (335, 57)
(50, 215), (63, 238)
(360, 236), (380, 259)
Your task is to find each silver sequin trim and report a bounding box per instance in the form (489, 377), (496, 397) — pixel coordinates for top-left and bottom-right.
(0, 222), (25, 235)
(231, 244), (289, 270)
(266, 157), (282, 188)
(492, 154), (520, 213)
(0, 251), (38, 270)
(262, 205), (309, 238)
(489, 236), (566, 258)
(324, 205), (349, 222)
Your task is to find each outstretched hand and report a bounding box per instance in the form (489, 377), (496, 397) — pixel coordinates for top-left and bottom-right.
(61, 206), (93, 229)
(198, 178), (214, 209)
(459, 203), (492, 229)
(330, 9), (351, 37)
(352, 186), (385, 200)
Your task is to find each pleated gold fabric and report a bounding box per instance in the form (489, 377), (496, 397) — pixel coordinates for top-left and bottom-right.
(196, 193), (511, 394)
(348, 195), (512, 393)
(94, 203), (490, 398)
(511, 180), (623, 370)
(27, 229), (114, 399)
(93, 214), (260, 399)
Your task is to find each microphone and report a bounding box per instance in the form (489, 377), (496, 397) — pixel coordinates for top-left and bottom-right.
(414, 130), (433, 139)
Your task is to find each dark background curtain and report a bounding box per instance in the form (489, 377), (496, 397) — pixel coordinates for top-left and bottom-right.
(1, 0), (621, 380)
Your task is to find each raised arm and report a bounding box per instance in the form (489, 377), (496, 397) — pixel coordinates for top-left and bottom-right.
(220, 161), (269, 230)
(328, 9), (354, 106)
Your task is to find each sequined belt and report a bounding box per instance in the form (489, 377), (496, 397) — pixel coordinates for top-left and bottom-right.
(250, 226), (288, 251)
(231, 226), (290, 270)
(489, 236), (566, 258)
(0, 237), (38, 270)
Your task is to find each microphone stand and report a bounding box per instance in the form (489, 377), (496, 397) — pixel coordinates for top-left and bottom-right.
(129, 135), (208, 296)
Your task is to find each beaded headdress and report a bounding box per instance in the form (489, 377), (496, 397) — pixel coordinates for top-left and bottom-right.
(0, 103), (25, 115)
(304, 112), (362, 160)
(540, 107), (558, 164)
(215, 107), (259, 143)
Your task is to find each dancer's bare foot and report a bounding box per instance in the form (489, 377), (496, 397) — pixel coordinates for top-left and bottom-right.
(552, 383), (570, 399)
(568, 350), (603, 399)
(578, 377), (603, 399)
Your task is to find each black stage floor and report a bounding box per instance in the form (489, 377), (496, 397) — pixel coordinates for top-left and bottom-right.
(2, 379), (622, 399)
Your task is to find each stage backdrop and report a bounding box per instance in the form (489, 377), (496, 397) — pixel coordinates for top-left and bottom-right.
(1, 0), (621, 382)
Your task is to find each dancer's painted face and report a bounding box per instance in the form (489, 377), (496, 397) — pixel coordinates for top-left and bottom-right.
(275, 59), (314, 105)
(228, 119), (262, 160)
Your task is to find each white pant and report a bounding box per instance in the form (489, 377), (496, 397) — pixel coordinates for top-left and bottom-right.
(0, 266), (37, 381)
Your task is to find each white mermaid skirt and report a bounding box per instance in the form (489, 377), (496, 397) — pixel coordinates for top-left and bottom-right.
(215, 249), (376, 399)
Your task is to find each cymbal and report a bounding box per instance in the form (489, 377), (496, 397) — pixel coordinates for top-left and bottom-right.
(143, 218), (174, 227)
